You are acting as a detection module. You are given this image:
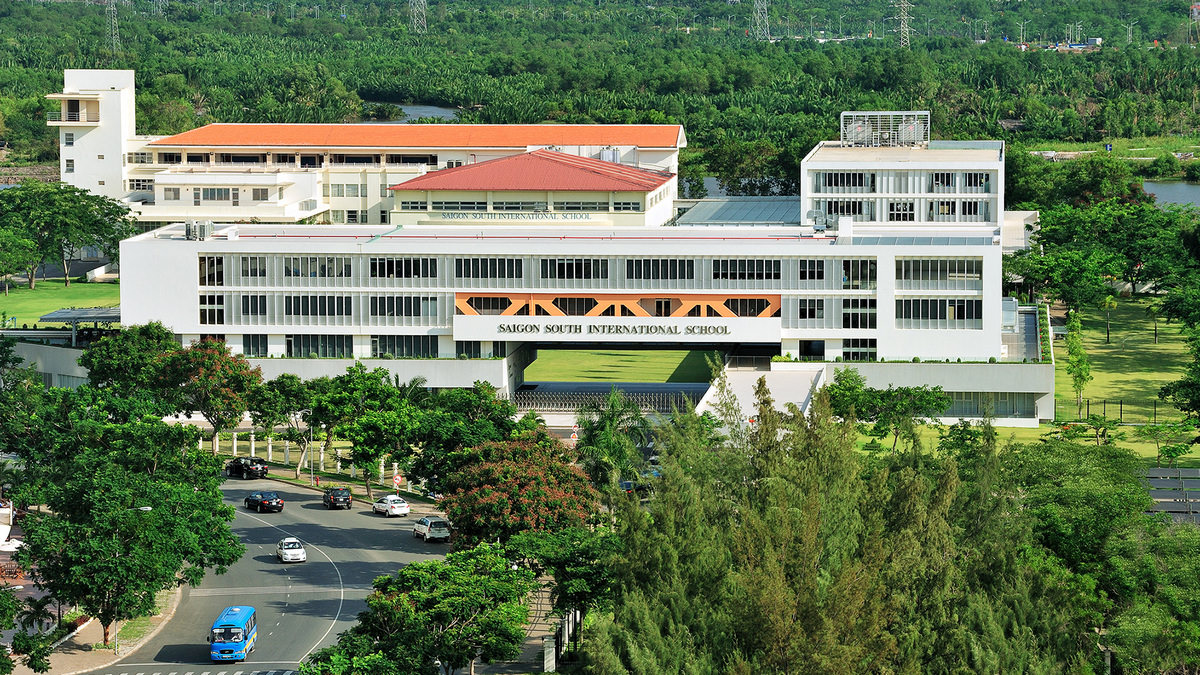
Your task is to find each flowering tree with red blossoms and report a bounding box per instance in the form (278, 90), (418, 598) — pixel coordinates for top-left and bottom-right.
(439, 440), (599, 548)
(157, 338), (262, 453)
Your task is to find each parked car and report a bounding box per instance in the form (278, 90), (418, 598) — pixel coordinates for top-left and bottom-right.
(620, 480), (652, 498)
(372, 495), (411, 517)
(244, 491), (284, 513)
(413, 516), (451, 542)
(275, 537), (306, 563)
(226, 456), (268, 479)
(322, 487), (352, 510)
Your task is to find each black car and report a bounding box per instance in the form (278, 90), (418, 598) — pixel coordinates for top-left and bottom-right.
(244, 491), (284, 513)
(322, 487), (352, 510)
(226, 456), (268, 479)
(620, 480), (652, 498)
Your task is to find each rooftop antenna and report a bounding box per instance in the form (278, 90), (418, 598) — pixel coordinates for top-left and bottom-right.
(107, 0), (121, 53)
(892, 0), (913, 47)
(410, 0), (427, 34)
(751, 0), (769, 40)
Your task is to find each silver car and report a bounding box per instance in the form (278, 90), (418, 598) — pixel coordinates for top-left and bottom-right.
(275, 537), (306, 563)
(413, 516), (451, 542)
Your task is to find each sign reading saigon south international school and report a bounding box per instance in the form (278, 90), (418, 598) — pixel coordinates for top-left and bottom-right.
(436, 212), (596, 221)
(496, 323), (731, 336)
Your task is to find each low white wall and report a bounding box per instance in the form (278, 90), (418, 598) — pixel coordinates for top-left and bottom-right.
(822, 361), (1056, 426)
(14, 342), (89, 388)
(250, 356), (512, 393)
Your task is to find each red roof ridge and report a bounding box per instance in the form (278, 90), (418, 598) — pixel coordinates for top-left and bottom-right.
(389, 150), (674, 193)
(147, 123), (686, 149)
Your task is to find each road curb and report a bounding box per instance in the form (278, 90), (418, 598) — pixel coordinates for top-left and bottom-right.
(54, 586), (184, 675)
(48, 617), (92, 651)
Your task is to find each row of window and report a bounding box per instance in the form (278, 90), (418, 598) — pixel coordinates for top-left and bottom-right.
(205, 255), (898, 287)
(812, 171), (991, 194)
(160, 187), (272, 202)
(394, 200), (644, 212)
(323, 183), (369, 198)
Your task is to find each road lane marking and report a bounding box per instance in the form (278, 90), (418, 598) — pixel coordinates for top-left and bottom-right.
(238, 511), (347, 660)
(190, 585), (369, 597)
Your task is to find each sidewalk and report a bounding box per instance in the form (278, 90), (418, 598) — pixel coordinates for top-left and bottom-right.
(9, 587), (181, 675)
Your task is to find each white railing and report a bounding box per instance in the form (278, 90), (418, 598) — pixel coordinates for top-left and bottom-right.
(47, 111), (99, 122)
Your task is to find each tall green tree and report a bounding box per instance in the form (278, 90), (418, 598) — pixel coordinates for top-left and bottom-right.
(156, 338), (262, 453)
(0, 229), (36, 296)
(15, 395), (243, 645)
(575, 387), (651, 490)
(78, 322), (178, 395)
(0, 180), (135, 288)
(304, 543), (534, 675)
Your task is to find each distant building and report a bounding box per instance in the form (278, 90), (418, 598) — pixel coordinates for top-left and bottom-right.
(50, 71), (1053, 425)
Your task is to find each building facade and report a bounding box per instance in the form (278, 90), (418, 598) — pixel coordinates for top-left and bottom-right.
(54, 70), (1052, 425)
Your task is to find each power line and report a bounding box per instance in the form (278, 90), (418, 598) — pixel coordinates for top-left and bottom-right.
(410, 0), (427, 33)
(750, 0), (769, 41)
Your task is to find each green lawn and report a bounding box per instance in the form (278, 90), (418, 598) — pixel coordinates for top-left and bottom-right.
(0, 278), (120, 327)
(861, 423), (1200, 468)
(1025, 135), (1200, 159)
(1052, 296), (1189, 423)
(524, 349), (717, 382)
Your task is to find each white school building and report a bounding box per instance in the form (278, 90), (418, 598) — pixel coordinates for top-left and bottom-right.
(43, 69), (1053, 425)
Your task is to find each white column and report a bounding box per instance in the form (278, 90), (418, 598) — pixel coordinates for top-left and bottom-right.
(231, 433), (238, 457)
(267, 436), (273, 462)
(249, 433), (256, 458)
(319, 446), (325, 472)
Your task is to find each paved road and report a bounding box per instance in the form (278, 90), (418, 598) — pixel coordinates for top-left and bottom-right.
(81, 479), (449, 675)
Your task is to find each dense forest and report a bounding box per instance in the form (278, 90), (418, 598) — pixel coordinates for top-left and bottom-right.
(2, 1), (1200, 193)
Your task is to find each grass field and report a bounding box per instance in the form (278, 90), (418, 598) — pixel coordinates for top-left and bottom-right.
(0, 278), (120, 327)
(859, 423), (1200, 468)
(523, 349), (717, 382)
(1025, 135), (1200, 159)
(1051, 296), (1189, 423)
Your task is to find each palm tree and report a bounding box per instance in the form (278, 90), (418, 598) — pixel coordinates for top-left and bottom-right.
(1146, 297), (1164, 344)
(18, 596), (55, 635)
(1102, 295), (1118, 344)
(575, 387), (651, 490)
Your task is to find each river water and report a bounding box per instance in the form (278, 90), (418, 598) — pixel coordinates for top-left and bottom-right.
(1144, 180), (1200, 206)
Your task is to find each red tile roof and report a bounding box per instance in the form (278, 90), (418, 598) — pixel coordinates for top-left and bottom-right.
(389, 150), (674, 193)
(148, 123), (685, 149)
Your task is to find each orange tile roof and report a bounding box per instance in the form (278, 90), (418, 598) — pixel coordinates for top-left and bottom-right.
(148, 123), (685, 149)
(390, 150), (674, 192)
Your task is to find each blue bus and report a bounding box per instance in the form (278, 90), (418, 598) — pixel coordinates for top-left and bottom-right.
(208, 605), (257, 663)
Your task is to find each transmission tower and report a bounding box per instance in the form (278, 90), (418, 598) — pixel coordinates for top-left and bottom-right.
(750, 0), (769, 41)
(410, 0), (427, 34)
(1123, 19), (1137, 44)
(891, 0), (913, 47)
(107, 0), (121, 53)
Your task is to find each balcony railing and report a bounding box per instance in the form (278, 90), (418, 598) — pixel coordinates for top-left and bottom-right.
(47, 111), (99, 123)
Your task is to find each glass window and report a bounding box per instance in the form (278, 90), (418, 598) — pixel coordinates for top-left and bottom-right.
(540, 258), (609, 279)
(712, 259), (781, 280)
(199, 256), (224, 286)
(242, 334), (268, 357)
(369, 258), (437, 278)
(455, 258), (523, 279)
(626, 259), (694, 280)
(371, 335), (438, 358)
(163, 187), (180, 201)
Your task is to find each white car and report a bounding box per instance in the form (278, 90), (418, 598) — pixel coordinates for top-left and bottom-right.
(275, 537), (306, 563)
(413, 516), (452, 542)
(372, 495), (411, 517)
